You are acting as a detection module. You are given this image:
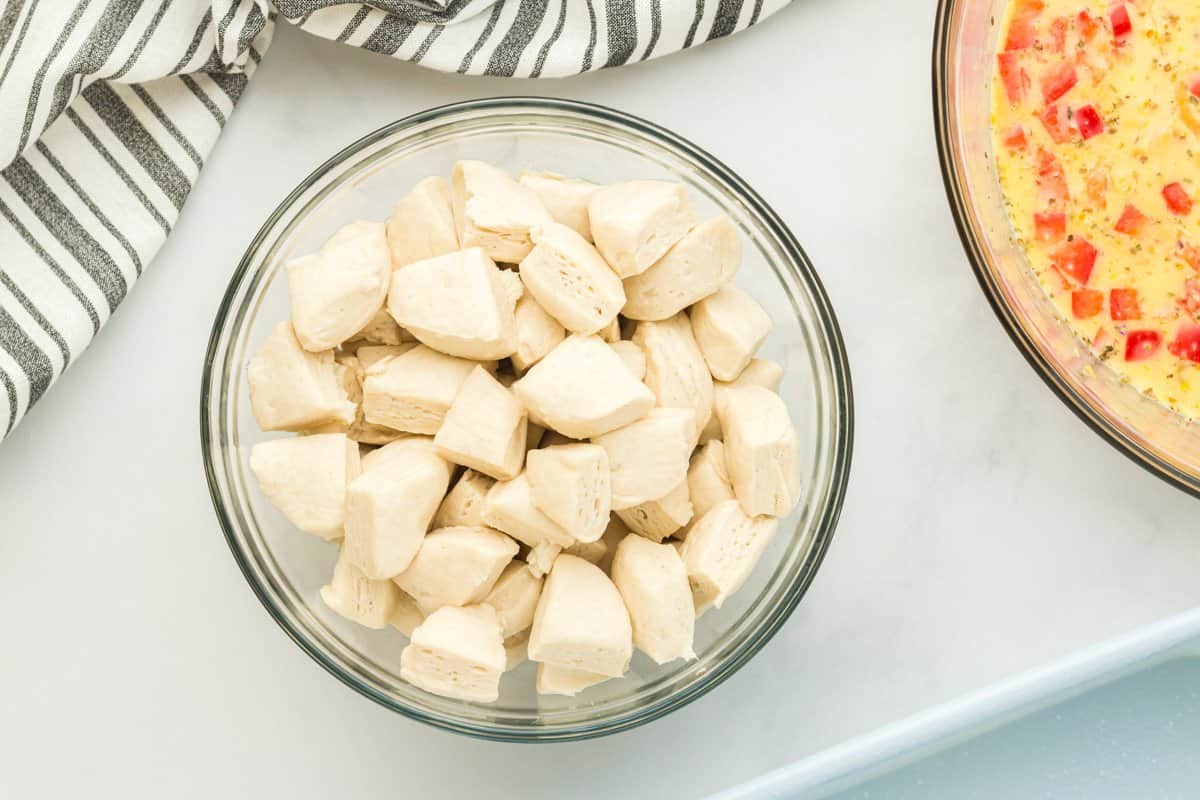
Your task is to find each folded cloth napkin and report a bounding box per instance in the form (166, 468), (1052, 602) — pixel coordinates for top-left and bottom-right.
(0, 0), (785, 439)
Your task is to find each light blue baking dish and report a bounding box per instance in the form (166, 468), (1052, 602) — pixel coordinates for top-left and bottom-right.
(710, 609), (1200, 798)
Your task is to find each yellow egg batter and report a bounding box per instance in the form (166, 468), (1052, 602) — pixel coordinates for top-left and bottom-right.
(992, 0), (1200, 415)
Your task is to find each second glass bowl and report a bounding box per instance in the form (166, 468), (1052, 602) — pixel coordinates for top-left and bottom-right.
(201, 98), (853, 741)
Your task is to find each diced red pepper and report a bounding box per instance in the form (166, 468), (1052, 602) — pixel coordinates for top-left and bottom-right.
(1189, 73), (1200, 99)
(1093, 326), (1115, 352)
(1178, 278), (1200, 315)
(1168, 323), (1200, 363)
(1051, 238), (1099, 285)
(1086, 168), (1108, 208)
(1002, 125), (1028, 150)
(1077, 10), (1099, 41)
(1125, 330), (1162, 362)
(1114, 203), (1148, 235)
(1041, 62), (1078, 104)
(1005, 0), (1046, 50)
(1075, 104), (1105, 138)
(1071, 289), (1104, 318)
(1109, 4), (1132, 42)
(1109, 288), (1141, 320)
(1039, 103), (1074, 143)
(1034, 211), (1067, 241)
(1049, 16), (1068, 52)
(1036, 148), (1071, 205)
(997, 52), (1029, 105)
(1182, 245), (1200, 272)
(1163, 183), (1193, 216)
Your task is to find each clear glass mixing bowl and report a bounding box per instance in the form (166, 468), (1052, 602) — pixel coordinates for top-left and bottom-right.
(934, 2), (1200, 495)
(201, 98), (854, 741)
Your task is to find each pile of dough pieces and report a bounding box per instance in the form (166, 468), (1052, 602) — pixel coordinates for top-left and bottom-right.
(247, 161), (800, 703)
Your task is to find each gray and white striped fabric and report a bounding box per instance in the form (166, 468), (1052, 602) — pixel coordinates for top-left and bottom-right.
(0, 0), (786, 438)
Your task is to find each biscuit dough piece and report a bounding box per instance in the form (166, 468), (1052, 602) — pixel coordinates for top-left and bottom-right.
(615, 479), (692, 543)
(452, 161), (552, 262)
(611, 534), (695, 663)
(321, 548), (400, 629)
(588, 180), (696, 278)
(591, 408), (693, 510)
(510, 294), (566, 372)
(434, 366), (528, 481)
(400, 604), (506, 702)
(519, 172), (598, 241)
(608, 340), (646, 380)
(536, 663), (610, 696)
(361, 345), (491, 434)
(287, 221), (392, 351)
(387, 248), (518, 360)
(433, 469), (495, 529)
(344, 440), (451, 579)
(525, 443), (610, 544)
(393, 526), (520, 614)
(248, 321), (356, 432)
(719, 386), (801, 518)
(249, 434), (360, 540)
(386, 176), (459, 268)
(484, 561), (544, 639)
(512, 335), (654, 439)
(481, 473), (575, 548)
(689, 285), (773, 381)
(622, 215), (742, 321)
(685, 440), (736, 529)
(681, 500), (778, 611)
(633, 314), (713, 438)
(527, 555), (633, 678)
(519, 222), (625, 335)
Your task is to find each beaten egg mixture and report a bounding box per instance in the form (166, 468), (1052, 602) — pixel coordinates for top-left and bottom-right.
(992, 0), (1200, 415)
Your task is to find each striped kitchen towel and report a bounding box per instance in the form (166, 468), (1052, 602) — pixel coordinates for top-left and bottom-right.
(0, 0), (785, 440)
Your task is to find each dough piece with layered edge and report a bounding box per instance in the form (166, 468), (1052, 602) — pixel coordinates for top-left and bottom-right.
(287, 221), (392, 351)
(513, 335), (654, 439)
(719, 385), (801, 518)
(608, 340), (645, 380)
(484, 561), (544, 639)
(400, 604), (506, 702)
(452, 160), (552, 263)
(393, 526), (520, 615)
(387, 248), (518, 360)
(685, 440), (736, 529)
(611, 534), (695, 663)
(622, 215), (742, 321)
(249, 434), (360, 541)
(698, 358), (784, 443)
(689, 284), (773, 381)
(510, 294), (566, 372)
(592, 408), (693, 510)
(519, 172), (598, 241)
(248, 321), (355, 432)
(526, 443), (610, 544)
(633, 313), (713, 438)
(615, 479), (692, 542)
(681, 500), (777, 612)
(321, 548), (399, 629)
(433, 469), (495, 529)
(528, 554), (633, 678)
(386, 176), (459, 269)
(519, 222), (625, 335)
(434, 366), (527, 481)
(344, 438), (452, 579)
(482, 473), (575, 549)
(588, 180), (696, 278)
(361, 344), (493, 435)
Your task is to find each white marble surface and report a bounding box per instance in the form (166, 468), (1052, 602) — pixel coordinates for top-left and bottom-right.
(1, 1), (1198, 797)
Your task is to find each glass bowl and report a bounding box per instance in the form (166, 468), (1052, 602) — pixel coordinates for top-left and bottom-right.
(934, 2), (1200, 496)
(201, 98), (854, 741)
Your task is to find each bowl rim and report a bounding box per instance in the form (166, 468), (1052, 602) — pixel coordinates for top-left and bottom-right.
(931, 2), (1200, 499)
(200, 96), (855, 741)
